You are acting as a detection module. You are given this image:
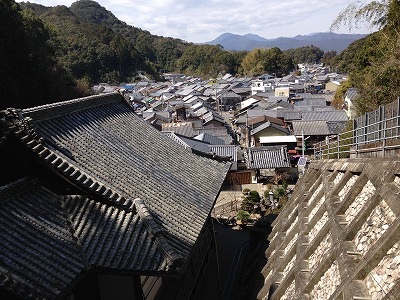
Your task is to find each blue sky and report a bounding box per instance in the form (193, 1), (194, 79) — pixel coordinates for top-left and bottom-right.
(16, 0), (376, 42)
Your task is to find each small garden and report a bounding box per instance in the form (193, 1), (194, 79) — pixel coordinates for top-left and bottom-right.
(236, 180), (291, 227)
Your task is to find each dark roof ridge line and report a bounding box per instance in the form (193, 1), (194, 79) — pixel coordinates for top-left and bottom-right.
(60, 195), (91, 271)
(133, 198), (185, 272)
(0, 177), (40, 206)
(20, 92), (125, 122)
(11, 125), (135, 212)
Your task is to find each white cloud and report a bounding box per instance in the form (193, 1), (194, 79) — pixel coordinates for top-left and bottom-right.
(17, 0), (374, 42)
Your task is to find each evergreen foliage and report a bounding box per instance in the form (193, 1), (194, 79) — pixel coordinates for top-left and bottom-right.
(240, 190), (260, 212)
(0, 0), (79, 109)
(284, 45), (324, 65)
(330, 0), (400, 115)
(241, 47), (294, 76)
(4, 0), (400, 116)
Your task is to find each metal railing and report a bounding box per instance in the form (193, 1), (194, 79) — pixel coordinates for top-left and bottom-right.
(314, 98), (400, 159)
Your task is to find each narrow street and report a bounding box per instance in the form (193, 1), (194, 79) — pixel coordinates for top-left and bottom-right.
(195, 217), (272, 300)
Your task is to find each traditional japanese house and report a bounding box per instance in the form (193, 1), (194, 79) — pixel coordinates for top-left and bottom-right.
(0, 92), (230, 300)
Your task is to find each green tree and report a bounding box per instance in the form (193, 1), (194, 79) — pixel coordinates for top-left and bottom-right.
(176, 44), (239, 77)
(331, 80), (352, 109)
(322, 50), (337, 68)
(236, 210), (251, 224)
(330, 0), (391, 33)
(241, 47), (294, 76)
(240, 190), (260, 212)
(331, 0), (400, 114)
(0, 0), (78, 109)
(284, 45), (324, 65)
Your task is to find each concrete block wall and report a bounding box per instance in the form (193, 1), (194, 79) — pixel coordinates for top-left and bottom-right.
(257, 158), (400, 300)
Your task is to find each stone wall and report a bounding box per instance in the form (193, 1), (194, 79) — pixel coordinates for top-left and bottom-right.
(258, 157), (400, 300)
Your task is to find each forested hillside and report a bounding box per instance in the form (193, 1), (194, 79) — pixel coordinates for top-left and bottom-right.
(0, 0), (80, 109)
(330, 0), (400, 114)
(3, 0), (400, 117)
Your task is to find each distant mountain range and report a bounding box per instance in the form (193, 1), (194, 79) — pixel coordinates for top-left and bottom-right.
(204, 32), (367, 52)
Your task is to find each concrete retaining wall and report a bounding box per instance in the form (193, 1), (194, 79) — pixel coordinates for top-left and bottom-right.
(257, 157), (400, 300)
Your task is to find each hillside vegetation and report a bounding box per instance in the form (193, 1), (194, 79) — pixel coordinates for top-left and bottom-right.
(331, 0), (400, 114)
(2, 0), (400, 116)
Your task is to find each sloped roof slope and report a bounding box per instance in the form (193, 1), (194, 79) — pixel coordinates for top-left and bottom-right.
(162, 131), (213, 154)
(250, 121), (289, 136)
(292, 120), (332, 135)
(194, 132), (225, 145)
(161, 122), (195, 137)
(0, 178), (85, 299)
(301, 110), (348, 122)
(0, 177), (180, 299)
(244, 146), (291, 169)
(4, 93), (230, 282)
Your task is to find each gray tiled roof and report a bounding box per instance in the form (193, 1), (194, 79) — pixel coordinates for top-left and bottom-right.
(0, 178), (85, 299)
(0, 177), (182, 299)
(302, 110), (348, 122)
(292, 120), (331, 135)
(244, 146), (291, 169)
(248, 115), (284, 127)
(194, 132), (225, 145)
(5, 92), (230, 289)
(195, 127), (233, 145)
(162, 131), (213, 154)
(202, 111), (225, 125)
(209, 145), (238, 161)
(162, 122), (195, 137)
(247, 109), (279, 119)
(250, 121), (289, 136)
(280, 109), (302, 120)
(294, 98), (327, 107)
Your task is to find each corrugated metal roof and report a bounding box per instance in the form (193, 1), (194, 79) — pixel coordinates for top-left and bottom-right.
(292, 120), (331, 135)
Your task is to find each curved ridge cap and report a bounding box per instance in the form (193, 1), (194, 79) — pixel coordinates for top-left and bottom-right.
(133, 198), (186, 271)
(12, 126), (134, 212)
(0, 176), (39, 191)
(20, 92), (124, 121)
(0, 176), (41, 204)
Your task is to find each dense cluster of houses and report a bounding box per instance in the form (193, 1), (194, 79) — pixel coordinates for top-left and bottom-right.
(0, 65), (354, 299)
(95, 66), (350, 184)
